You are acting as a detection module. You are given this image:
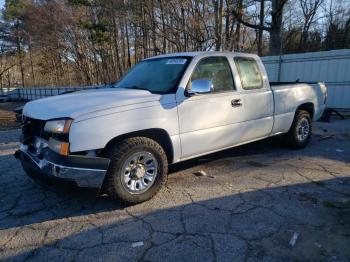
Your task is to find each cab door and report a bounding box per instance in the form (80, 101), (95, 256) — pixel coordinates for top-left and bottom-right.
(176, 56), (246, 159)
(232, 56), (274, 141)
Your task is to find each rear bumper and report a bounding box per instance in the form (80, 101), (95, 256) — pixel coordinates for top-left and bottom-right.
(15, 145), (110, 189)
(314, 104), (326, 121)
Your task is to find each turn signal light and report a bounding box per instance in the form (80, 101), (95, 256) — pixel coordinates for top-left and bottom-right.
(49, 138), (70, 156)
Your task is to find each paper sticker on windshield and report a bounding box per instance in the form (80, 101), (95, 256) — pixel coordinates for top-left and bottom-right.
(166, 59), (187, 65)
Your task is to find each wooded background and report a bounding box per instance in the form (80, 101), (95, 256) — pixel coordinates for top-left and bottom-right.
(0, 0), (349, 88)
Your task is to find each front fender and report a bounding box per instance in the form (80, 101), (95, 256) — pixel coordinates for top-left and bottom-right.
(69, 104), (179, 153)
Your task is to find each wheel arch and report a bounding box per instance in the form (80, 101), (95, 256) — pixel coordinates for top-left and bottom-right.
(103, 128), (174, 164)
(296, 102), (314, 119)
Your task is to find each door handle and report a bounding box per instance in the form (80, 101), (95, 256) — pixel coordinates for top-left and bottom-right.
(231, 99), (242, 107)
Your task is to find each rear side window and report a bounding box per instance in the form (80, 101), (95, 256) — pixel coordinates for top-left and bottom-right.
(234, 57), (263, 90)
(189, 57), (235, 92)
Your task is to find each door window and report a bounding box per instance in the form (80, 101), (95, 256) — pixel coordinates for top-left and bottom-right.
(234, 57), (263, 90)
(189, 57), (235, 92)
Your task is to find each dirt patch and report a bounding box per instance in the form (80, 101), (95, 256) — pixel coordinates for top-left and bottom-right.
(0, 102), (25, 130)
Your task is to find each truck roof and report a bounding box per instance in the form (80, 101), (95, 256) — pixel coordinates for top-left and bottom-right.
(145, 51), (257, 60)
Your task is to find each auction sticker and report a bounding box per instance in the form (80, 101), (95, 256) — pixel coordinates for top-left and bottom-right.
(166, 59), (187, 65)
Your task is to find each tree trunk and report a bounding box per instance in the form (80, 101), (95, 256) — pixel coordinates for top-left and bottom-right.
(7, 71), (11, 89)
(159, 0), (167, 53)
(224, 0), (234, 51)
(258, 0), (265, 56)
(181, 7), (188, 51)
(214, 0), (224, 51)
(113, 18), (123, 78)
(28, 39), (36, 86)
(269, 0), (286, 55)
(16, 28), (25, 88)
(233, 0), (243, 51)
(125, 23), (132, 68)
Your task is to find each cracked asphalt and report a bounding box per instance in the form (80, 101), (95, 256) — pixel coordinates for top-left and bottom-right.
(0, 119), (350, 262)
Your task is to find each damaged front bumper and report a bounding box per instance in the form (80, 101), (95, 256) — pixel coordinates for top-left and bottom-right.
(15, 144), (110, 190)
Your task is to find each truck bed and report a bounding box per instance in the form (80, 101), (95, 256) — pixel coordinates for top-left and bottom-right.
(270, 82), (326, 124)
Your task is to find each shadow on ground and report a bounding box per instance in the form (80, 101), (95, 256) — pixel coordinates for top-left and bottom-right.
(1, 177), (350, 261)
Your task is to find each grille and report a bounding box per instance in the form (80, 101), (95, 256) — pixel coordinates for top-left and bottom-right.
(22, 118), (49, 141)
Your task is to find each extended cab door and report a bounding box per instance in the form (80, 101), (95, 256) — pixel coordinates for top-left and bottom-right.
(176, 56), (247, 159)
(231, 55), (274, 141)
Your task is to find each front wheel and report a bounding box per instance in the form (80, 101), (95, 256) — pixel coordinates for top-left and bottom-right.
(103, 137), (168, 204)
(285, 110), (312, 149)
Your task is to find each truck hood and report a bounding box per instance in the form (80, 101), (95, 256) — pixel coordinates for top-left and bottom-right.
(23, 88), (162, 121)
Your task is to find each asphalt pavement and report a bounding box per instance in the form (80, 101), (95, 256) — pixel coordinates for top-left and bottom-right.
(0, 119), (349, 261)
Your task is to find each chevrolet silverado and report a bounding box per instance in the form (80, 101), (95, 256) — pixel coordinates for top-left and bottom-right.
(15, 52), (327, 203)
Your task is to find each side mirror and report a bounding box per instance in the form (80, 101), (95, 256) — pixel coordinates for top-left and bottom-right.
(187, 79), (214, 96)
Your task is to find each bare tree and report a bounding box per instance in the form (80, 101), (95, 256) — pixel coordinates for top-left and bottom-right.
(233, 0), (288, 55)
(257, 0), (265, 56)
(213, 0), (224, 50)
(0, 0), (349, 87)
(299, 0), (324, 49)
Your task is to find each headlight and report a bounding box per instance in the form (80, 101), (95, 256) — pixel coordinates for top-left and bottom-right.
(44, 119), (73, 134)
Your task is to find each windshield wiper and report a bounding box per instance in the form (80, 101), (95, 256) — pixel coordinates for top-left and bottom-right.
(117, 85), (150, 92)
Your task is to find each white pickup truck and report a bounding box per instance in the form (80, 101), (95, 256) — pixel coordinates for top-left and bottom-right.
(16, 52), (327, 203)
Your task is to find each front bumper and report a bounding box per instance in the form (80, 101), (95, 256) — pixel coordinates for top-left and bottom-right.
(15, 145), (110, 189)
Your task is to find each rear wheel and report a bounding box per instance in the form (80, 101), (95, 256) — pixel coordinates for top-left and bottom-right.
(104, 137), (168, 204)
(285, 110), (312, 149)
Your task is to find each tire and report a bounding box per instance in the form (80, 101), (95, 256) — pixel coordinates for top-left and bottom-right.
(285, 110), (312, 149)
(103, 137), (168, 204)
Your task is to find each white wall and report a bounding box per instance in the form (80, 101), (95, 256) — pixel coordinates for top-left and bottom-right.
(262, 49), (350, 109)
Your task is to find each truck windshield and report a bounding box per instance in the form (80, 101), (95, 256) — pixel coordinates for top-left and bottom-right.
(114, 57), (191, 94)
